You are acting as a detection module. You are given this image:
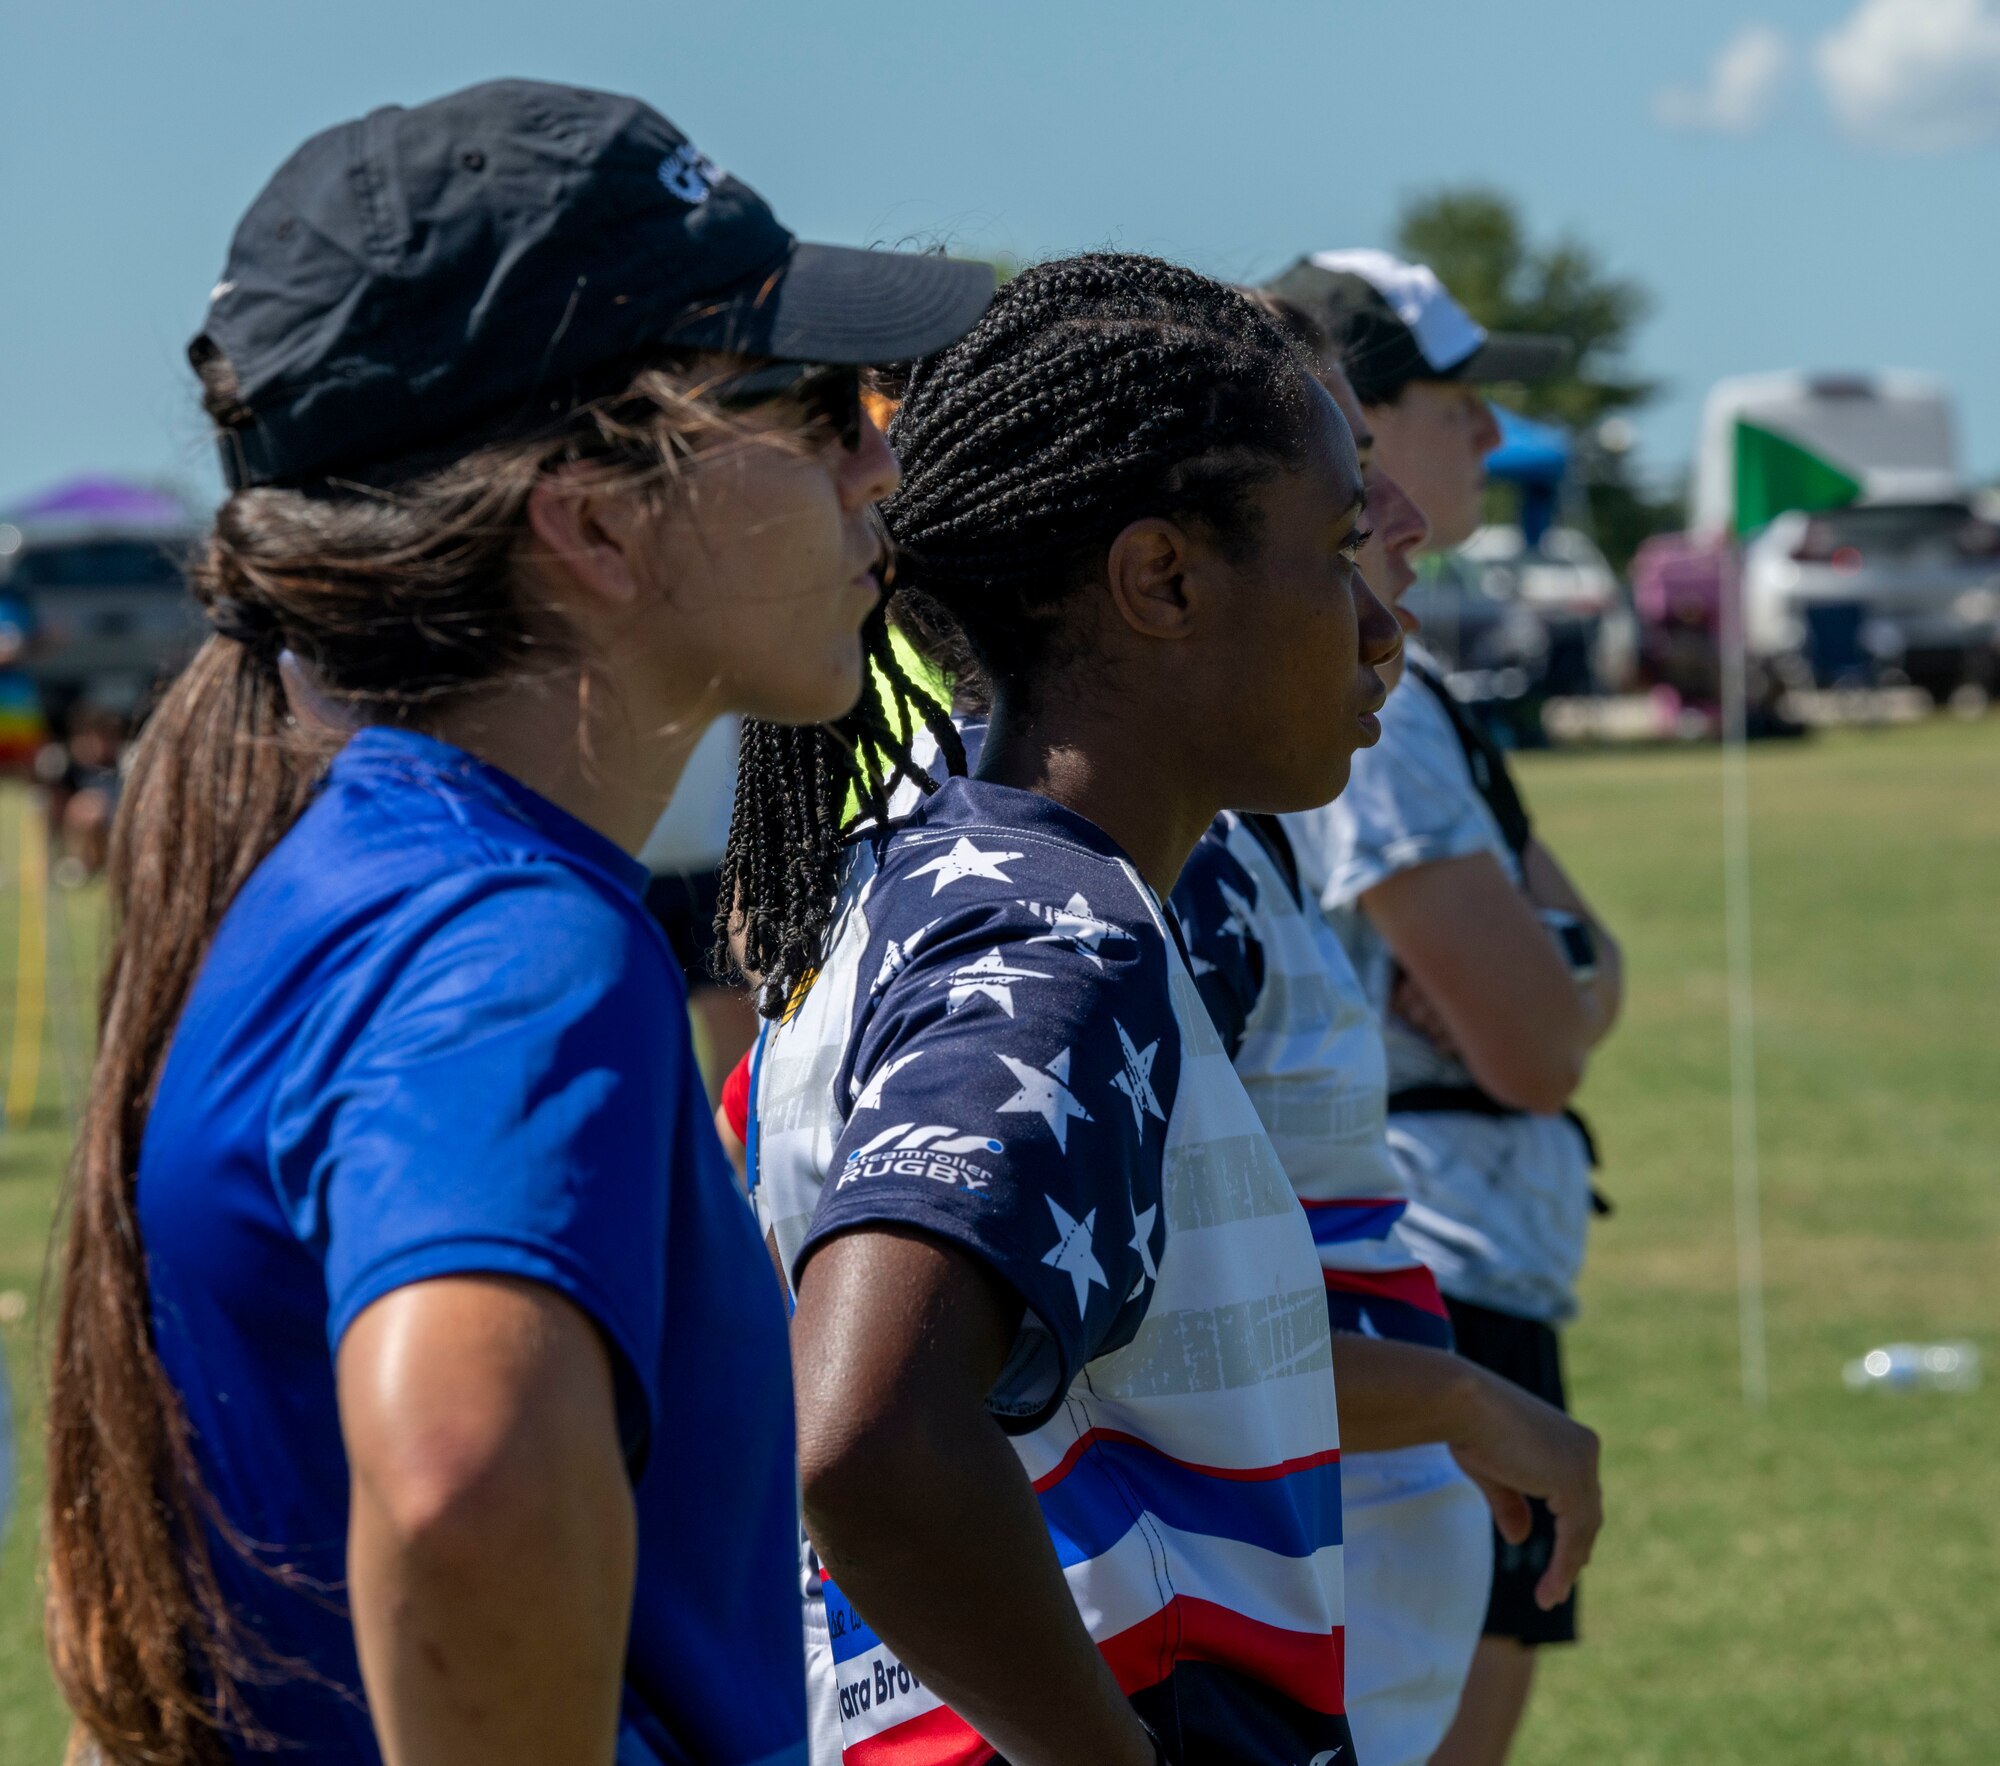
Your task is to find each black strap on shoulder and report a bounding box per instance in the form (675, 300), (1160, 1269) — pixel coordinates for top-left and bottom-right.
(1408, 661), (1533, 858)
(1241, 812), (1304, 909)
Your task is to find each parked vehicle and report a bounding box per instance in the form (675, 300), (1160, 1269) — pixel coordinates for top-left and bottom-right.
(1405, 522), (1637, 721)
(1636, 371), (1988, 708)
(1739, 501), (2000, 697)
(0, 478), (203, 731)
(1692, 371), (1960, 539)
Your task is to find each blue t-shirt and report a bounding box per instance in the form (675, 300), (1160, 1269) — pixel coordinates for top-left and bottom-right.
(140, 727), (804, 1766)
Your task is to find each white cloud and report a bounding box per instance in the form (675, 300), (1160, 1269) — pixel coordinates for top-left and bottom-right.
(1817, 0), (2000, 150)
(1656, 24), (1793, 132)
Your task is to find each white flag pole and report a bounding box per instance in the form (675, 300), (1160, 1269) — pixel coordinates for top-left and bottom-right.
(1717, 543), (1770, 1410)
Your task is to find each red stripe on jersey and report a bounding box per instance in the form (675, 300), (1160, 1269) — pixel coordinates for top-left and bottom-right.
(1032, 1426), (1341, 1494)
(844, 1702), (994, 1766)
(846, 1601), (1346, 1764)
(1098, 1595), (1346, 1715)
(1321, 1261), (1450, 1318)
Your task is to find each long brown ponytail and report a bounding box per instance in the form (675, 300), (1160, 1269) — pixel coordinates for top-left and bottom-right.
(45, 351), (767, 1763)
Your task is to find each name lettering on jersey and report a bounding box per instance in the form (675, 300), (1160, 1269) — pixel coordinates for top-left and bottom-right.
(1109, 1019), (1166, 1135)
(840, 1121), (1004, 1192)
(908, 836), (1025, 894)
(1020, 891), (1126, 968)
(837, 1656), (922, 1722)
(852, 1048), (925, 1110)
(996, 1046), (1092, 1152)
(1041, 1196), (1109, 1315)
(939, 948), (1048, 1017)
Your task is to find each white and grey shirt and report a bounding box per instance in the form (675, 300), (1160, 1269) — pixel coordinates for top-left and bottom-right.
(1284, 645), (1594, 1323)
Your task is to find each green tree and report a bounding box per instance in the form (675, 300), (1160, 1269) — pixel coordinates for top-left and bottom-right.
(1395, 188), (1680, 570)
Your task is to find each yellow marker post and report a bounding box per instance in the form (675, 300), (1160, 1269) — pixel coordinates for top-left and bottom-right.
(5, 792), (47, 1129)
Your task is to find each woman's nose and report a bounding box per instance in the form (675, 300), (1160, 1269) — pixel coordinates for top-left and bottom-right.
(841, 411), (902, 510)
(1354, 572), (1403, 669)
(1373, 467), (1429, 557)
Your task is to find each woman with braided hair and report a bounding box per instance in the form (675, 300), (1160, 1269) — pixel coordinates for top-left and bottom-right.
(43, 81), (991, 1766)
(737, 252), (1394, 1766)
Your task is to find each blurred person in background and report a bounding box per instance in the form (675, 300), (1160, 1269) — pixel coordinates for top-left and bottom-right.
(42, 78), (990, 1766)
(1271, 250), (1622, 1766)
(38, 701), (127, 886)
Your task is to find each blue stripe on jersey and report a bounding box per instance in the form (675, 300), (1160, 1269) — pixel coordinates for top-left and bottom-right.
(823, 1578), (884, 1667)
(1038, 1438), (1342, 1567)
(1324, 1290), (1456, 1350)
(1302, 1198), (1407, 1245)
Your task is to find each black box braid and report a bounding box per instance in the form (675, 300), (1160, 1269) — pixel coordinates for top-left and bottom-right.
(720, 251), (1315, 1021)
(718, 598), (965, 1017)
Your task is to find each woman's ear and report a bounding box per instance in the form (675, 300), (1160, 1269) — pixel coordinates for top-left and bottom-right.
(526, 474), (646, 613)
(1104, 517), (1198, 642)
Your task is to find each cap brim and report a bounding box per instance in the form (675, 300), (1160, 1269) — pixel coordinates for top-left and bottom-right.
(1450, 332), (1573, 383)
(665, 242), (995, 366)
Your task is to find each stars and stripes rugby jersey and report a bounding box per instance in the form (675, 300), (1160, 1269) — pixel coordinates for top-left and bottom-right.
(754, 776), (1351, 1766)
(1172, 813), (1452, 1352)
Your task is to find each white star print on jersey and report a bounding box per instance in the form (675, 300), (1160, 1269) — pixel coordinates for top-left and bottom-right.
(943, 949), (1048, 1017)
(1040, 1196), (1109, 1316)
(852, 1049), (924, 1110)
(1128, 1202), (1160, 1283)
(1178, 909), (1218, 977)
(872, 917), (942, 995)
(995, 1047), (1093, 1152)
(908, 837), (1025, 894)
(1109, 1020), (1166, 1134)
(1216, 879), (1255, 953)
(1022, 893), (1121, 969)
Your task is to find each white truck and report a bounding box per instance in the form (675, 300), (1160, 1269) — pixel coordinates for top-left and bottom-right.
(1687, 372), (1997, 698)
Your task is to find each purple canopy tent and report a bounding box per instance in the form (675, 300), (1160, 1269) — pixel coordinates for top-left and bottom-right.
(7, 476), (192, 535)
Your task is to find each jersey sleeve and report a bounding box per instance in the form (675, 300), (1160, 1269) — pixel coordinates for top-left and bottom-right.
(270, 868), (692, 1464)
(798, 894), (1178, 1432)
(1170, 825), (1269, 1063)
(1285, 681), (1504, 913)
(719, 1048), (753, 1146)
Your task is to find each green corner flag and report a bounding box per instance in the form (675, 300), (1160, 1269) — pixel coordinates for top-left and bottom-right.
(1733, 420), (1863, 537)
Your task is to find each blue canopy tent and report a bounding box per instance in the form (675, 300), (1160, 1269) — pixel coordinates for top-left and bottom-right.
(1484, 407), (1570, 548)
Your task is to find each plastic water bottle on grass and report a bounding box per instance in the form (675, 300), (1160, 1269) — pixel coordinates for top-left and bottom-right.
(1842, 1342), (1981, 1393)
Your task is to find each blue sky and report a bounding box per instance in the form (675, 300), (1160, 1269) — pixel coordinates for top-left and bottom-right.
(4, 0), (1996, 514)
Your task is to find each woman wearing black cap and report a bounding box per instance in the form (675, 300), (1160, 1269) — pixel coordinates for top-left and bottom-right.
(42, 79), (989, 1766)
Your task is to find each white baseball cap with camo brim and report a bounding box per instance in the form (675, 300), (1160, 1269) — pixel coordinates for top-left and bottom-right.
(1264, 248), (1572, 403)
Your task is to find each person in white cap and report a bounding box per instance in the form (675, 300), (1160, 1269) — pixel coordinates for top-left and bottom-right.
(1269, 251), (1624, 1766)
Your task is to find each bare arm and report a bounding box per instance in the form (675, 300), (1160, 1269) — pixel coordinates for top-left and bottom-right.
(1329, 1333), (1601, 1609)
(338, 1276), (636, 1766)
(792, 1227), (1155, 1766)
(1519, 837), (1624, 1038)
(1360, 849), (1615, 1114)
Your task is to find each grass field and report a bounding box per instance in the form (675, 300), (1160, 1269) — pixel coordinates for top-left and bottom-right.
(2, 720), (1997, 1764)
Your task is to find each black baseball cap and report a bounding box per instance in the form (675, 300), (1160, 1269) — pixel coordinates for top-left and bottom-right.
(1264, 250), (1571, 406)
(195, 79), (996, 489)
